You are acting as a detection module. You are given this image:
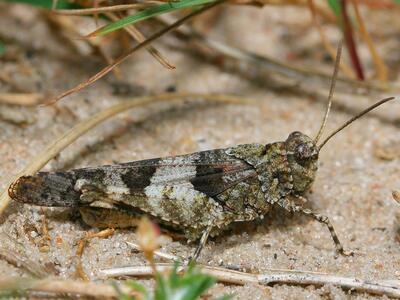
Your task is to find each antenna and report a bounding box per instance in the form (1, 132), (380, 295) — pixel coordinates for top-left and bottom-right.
(314, 40), (343, 144)
(318, 97), (396, 150)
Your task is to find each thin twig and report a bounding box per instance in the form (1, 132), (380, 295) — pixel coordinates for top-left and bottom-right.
(111, 242), (400, 298)
(0, 92), (254, 215)
(99, 263), (400, 298)
(49, 0), (225, 104)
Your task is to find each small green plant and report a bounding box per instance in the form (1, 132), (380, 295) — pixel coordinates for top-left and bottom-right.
(113, 217), (231, 300)
(115, 263), (231, 300)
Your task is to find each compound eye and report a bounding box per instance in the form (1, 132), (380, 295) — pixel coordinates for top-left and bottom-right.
(289, 131), (302, 139)
(295, 143), (312, 161)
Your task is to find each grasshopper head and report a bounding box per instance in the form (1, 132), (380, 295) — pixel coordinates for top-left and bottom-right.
(285, 131), (318, 194)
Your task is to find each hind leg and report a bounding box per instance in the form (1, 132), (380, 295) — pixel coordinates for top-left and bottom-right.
(278, 196), (353, 256)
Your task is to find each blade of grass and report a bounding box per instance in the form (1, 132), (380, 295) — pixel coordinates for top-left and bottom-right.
(326, 0), (342, 16)
(88, 0), (218, 37)
(0, 92), (254, 215)
(5, 0), (79, 9)
(48, 0), (224, 104)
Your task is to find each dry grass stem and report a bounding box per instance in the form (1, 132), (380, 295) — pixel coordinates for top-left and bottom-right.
(307, 0), (355, 79)
(50, 1), (224, 104)
(0, 93), (43, 106)
(0, 92), (254, 215)
(99, 263), (400, 298)
(44, 13), (123, 78)
(106, 12), (175, 69)
(108, 242), (400, 297)
(351, 0), (388, 82)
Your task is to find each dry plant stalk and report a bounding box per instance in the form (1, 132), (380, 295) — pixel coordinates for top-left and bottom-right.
(99, 264), (400, 298)
(117, 237), (400, 298)
(43, 12), (123, 79)
(49, 1), (224, 104)
(0, 92), (255, 215)
(105, 12), (175, 69)
(351, 0), (388, 82)
(307, 0), (355, 79)
(55, 1), (173, 70)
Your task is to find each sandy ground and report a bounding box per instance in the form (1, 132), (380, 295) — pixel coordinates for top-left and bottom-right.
(1, 4), (400, 300)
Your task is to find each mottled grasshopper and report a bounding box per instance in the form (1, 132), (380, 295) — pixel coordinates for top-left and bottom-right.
(8, 46), (396, 260)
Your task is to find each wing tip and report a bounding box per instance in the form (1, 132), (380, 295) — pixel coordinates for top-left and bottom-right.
(8, 173), (80, 207)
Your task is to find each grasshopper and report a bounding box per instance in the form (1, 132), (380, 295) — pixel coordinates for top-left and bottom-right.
(9, 45), (396, 260)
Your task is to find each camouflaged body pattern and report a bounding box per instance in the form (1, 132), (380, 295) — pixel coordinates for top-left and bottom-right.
(9, 132), (319, 241)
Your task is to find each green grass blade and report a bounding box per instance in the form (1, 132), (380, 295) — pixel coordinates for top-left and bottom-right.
(125, 280), (149, 298)
(326, 0), (341, 17)
(4, 0), (79, 9)
(93, 0), (217, 36)
(175, 275), (216, 300)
